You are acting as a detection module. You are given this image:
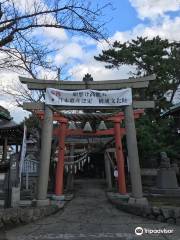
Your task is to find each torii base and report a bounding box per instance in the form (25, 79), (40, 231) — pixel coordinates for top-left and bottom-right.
(128, 197), (148, 206)
(32, 199), (50, 207)
(51, 195), (65, 201)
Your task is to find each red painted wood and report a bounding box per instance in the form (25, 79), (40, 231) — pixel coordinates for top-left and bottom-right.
(36, 109), (143, 196)
(66, 128), (115, 136)
(114, 121), (127, 194)
(55, 122), (67, 196)
(36, 109), (144, 122)
(53, 128), (126, 137)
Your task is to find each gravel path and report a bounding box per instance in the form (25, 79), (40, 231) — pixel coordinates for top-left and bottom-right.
(5, 179), (180, 240)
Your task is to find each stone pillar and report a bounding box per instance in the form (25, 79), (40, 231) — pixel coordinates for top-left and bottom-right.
(66, 144), (75, 191)
(55, 119), (67, 196)
(36, 105), (53, 205)
(11, 187), (20, 207)
(124, 105), (147, 204)
(114, 121), (126, 194)
(104, 152), (112, 190)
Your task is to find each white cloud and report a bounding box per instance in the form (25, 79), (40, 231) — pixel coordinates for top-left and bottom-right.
(0, 97), (29, 123)
(109, 16), (180, 42)
(11, 107), (30, 123)
(69, 58), (136, 81)
(141, 16), (180, 41)
(41, 28), (68, 42)
(129, 0), (180, 19)
(0, 72), (31, 122)
(36, 67), (58, 80)
(71, 36), (96, 47)
(11, 0), (68, 42)
(0, 72), (20, 95)
(0, 97), (29, 124)
(55, 43), (84, 65)
(111, 31), (130, 43)
(12, 0), (46, 15)
(58, 14), (180, 82)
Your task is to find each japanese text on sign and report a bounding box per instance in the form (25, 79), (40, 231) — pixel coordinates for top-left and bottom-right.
(45, 88), (132, 107)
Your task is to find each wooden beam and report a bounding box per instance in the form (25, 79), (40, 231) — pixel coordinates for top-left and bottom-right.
(36, 109), (144, 121)
(23, 101), (155, 111)
(133, 101), (155, 108)
(53, 128), (114, 136)
(53, 128), (125, 137)
(65, 137), (113, 144)
(23, 102), (45, 111)
(67, 128), (116, 137)
(19, 74), (156, 90)
(65, 148), (88, 154)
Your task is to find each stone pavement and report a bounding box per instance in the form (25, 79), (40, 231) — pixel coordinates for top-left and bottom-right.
(4, 179), (180, 240)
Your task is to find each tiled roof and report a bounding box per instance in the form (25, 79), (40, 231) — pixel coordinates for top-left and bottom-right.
(161, 103), (180, 117)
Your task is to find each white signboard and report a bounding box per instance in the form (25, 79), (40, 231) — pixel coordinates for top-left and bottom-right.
(45, 88), (132, 107)
(19, 124), (27, 183)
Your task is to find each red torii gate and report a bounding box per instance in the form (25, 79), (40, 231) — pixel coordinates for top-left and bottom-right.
(36, 109), (144, 196)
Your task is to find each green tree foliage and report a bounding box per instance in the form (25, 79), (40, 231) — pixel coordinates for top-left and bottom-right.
(95, 36), (180, 165)
(95, 36), (180, 113)
(136, 115), (180, 166)
(20, 113), (41, 138)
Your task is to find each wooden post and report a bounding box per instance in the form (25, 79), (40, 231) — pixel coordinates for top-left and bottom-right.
(55, 120), (67, 196)
(114, 120), (126, 194)
(104, 152), (112, 190)
(66, 144), (75, 191)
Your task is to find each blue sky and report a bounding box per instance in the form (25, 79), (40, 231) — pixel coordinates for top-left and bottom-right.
(97, 0), (180, 35)
(0, 0), (180, 122)
(103, 0), (142, 33)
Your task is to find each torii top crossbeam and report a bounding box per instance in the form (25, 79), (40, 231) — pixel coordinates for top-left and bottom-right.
(19, 74), (156, 90)
(20, 74), (156, 110)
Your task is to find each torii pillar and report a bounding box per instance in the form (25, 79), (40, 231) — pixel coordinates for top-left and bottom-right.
(114, 120), (126, 194)
(36, 105), (53, 205)
(124, 105), (148, 205)
(55, 118), (68, 196)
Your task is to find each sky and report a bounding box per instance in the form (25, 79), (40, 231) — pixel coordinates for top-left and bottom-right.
(0, 0), (180, 122)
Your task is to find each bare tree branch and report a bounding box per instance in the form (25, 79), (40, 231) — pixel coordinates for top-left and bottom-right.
(0, 0), (110, 105)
